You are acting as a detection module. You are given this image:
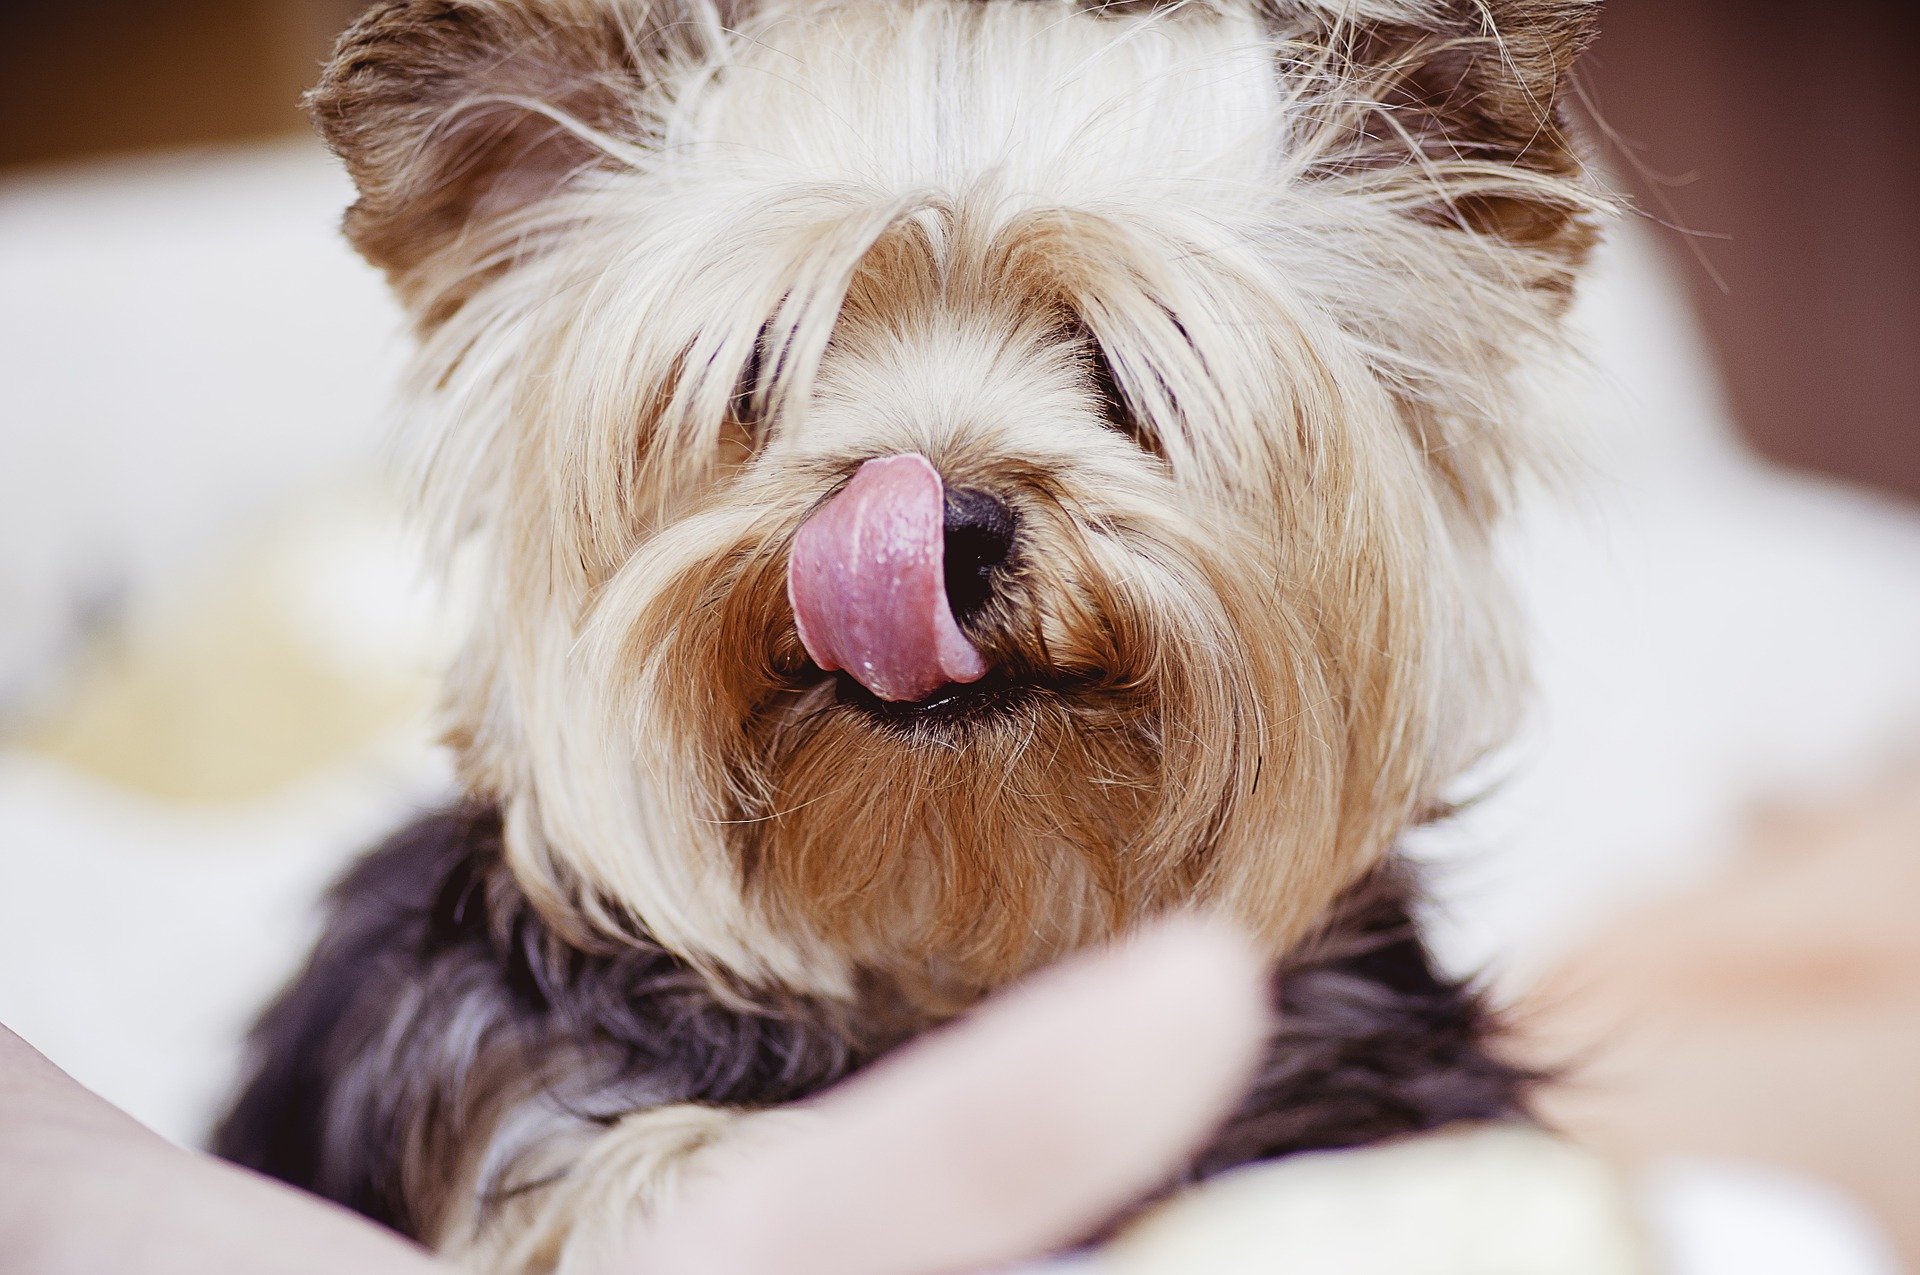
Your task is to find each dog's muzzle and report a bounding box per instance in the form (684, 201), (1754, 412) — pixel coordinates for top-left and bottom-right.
(787, 453), (1012, 703)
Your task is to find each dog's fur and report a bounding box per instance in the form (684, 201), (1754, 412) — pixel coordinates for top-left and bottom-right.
(215, 0), (1605, 1268)
(217, 806), (1528, 1267)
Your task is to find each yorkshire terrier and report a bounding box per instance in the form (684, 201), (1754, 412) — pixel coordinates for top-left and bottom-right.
(215, 0), (1606, 1269)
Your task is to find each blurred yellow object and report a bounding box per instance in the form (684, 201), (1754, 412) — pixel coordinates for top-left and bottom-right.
(1102, 1124), (1651, 1275)
(9, 491), (441, 806)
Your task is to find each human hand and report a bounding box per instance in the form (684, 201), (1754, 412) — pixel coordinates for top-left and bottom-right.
(1, 916), (1267, 1275)
(617, 915), (1269, 1275)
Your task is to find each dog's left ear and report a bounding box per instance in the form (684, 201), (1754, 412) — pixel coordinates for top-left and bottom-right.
(308, 0), (727, 317)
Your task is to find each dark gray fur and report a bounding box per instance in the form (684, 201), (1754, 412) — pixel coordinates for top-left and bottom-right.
(212, 805), (1529, 1240)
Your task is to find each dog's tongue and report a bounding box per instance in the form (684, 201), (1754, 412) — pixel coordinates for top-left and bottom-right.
(788, 454), (988, 703)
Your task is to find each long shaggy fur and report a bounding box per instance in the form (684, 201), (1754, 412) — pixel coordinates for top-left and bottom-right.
(221, 0), (1607, 1267)
(215, 806), (1529, 1260)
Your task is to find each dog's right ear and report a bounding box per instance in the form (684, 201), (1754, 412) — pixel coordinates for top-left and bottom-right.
(1263, 0), (1603, 287)
(308, 0), (725, 316)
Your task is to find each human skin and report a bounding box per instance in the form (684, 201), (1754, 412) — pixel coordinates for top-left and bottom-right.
(0, 917), (1268, 1275)
(0, 1022), (442, 1275)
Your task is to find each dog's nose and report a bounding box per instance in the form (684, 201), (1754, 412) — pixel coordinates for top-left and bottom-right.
(941, 487), (1015, 624)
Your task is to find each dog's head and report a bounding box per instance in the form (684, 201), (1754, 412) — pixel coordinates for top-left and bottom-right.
(314, 0), (1603, 1002)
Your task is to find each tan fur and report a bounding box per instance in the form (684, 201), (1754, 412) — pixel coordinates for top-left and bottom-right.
(439, 1104), (809, 1274)
(307, 0), (1607, 1259)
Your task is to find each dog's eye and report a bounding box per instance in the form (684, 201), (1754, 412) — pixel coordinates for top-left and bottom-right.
(729, 328), (768, 422)
(730, 325), (773, 439)
(1085, 340), (1163, 459)
(715, 325), (776, 466)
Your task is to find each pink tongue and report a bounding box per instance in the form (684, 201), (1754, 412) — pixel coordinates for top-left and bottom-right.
(788, 454), (989, 703)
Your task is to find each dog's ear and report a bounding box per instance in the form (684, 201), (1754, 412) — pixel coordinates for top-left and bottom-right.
(1275, 0), (1602, 266)
(308, 0), (718, 312)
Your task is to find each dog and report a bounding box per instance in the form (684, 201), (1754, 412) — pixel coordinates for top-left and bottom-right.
(214, 1), (1607, 1269)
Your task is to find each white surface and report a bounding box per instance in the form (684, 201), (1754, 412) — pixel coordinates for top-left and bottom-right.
(1644, 1158), (1905, 1275)
(1101, 1125), (1648, 1275)
(1015, 1151), (1907, 1275)
(0, 754), (444, 1144)
(1413, 227), (1920, 985)
(0, 143), (429, 1142)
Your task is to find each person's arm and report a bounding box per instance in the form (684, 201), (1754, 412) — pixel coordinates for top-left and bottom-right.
(0, 1024), (441, 1275)
(0, 917), (1266, 1275)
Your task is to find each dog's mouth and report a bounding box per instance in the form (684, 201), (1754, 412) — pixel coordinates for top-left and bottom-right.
(755, 655), (1094, 743)
(829, 668), (1055, 734)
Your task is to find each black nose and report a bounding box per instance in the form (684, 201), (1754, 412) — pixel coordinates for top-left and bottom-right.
(942, 487), (1015, 624)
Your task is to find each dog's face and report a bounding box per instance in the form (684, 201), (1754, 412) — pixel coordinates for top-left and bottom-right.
(315, 0), (1601, 1001)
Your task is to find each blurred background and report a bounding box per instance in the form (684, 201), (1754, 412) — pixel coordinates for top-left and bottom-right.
(1, 3), (1916, 1273)
(7, 0), (1916, 502)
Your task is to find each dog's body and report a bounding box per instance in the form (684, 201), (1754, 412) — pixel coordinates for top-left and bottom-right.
(215, 0), (1604, 1268)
